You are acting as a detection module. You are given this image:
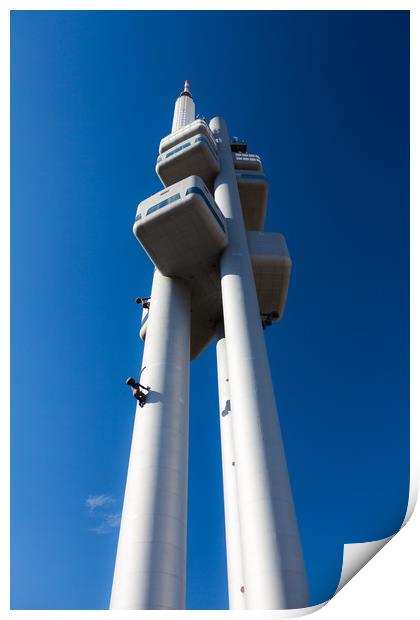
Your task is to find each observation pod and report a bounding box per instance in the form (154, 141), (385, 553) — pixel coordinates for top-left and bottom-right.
(140, 232), (292, 358)
(133, 175), (227, 278)
(160, 119), (215, 154)
(156, 120), (220, 188)
(233, 152), (263, 171)
(247, 231), (292, 321)
(236, 170), (268, 231)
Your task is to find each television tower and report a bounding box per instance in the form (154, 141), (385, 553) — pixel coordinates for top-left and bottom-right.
(110, 82), (308, 610)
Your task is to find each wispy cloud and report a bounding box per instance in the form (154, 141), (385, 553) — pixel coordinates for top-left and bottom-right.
(90, 512), (121, 535)
(85, 494), (121, 535)
(85, 494), (115, 512)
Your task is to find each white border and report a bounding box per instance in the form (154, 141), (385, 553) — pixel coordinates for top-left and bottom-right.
(2, 2), (417, 618)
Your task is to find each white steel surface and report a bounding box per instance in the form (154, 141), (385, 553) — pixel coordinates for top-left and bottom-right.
(210, 116), (308, 609)
(110, 271), (191, 609)
(216, 327), (246, 610)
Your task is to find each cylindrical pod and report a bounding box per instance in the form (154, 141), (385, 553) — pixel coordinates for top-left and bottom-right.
(110, 270), (191, 610)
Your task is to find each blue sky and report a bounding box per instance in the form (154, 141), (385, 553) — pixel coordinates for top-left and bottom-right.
(11, 10), (409, 610)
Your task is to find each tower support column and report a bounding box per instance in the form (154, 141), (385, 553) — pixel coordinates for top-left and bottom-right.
(210, 117), (308, 610)
(110, 270), (191, 610)
(216, 325), (246, 610)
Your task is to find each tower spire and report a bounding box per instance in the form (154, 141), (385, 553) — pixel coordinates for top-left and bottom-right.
(172, 79), (195, 132)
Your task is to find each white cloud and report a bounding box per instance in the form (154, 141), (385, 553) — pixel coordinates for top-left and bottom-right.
(85, 494), (115, 512)
(85, 494), (121, 534)
(90, 512), (121, 535)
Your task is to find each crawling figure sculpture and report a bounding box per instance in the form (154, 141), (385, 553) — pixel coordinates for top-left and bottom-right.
(126, 376), (150, 408)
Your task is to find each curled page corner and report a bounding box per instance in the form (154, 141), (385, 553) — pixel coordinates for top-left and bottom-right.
(267, 535), (397, 619)
(268, 484), (418, 619)
(270, 602), (327, 618)
(401, 479), (418, 527)
(334, 536), (393, 594)
(335, 480), (417, 596)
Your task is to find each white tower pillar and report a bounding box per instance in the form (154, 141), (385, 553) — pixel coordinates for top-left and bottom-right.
(216, 326), (246, 610)
(111, 82), (196, 610)
(110, 271), (191, 609)
(210, 117), (308, 610)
